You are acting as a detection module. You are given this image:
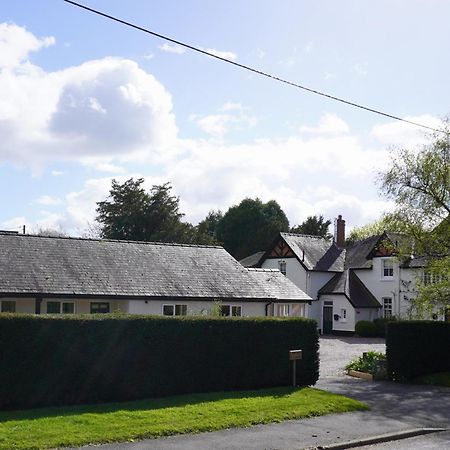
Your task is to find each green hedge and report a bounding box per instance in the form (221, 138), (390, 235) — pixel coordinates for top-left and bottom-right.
(0, 314), (319, 409)
(355, 320), (378, 337)
(386, 321), (450, 380)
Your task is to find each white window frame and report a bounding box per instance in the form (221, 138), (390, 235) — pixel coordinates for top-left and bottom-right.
(383, 297), (393, 318)
(1, 300), (16, 313)
(381, 258), (394, 280)
(90, 302), (110, 314)
(276, 303), (290, 317)
(46, 301), (75, 314)
(340, 308), (347, 322)
(162, 304), (188, 316)
(220, 304), (242, 317)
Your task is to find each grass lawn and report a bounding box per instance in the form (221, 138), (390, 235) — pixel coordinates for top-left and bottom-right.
(414, 372), (450, 387)
(0, 387), (368, 450)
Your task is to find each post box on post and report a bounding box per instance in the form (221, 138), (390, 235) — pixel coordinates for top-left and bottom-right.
(289, 349), (302, 387)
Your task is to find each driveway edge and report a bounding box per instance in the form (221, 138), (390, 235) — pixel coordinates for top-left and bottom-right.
(310, 427), (447, 450)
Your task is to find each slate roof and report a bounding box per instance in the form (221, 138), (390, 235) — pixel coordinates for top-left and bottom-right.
(246, 268), (312, 302)
(318, 270), (381, 308)
(0, 233), (275, 301)
(239, 251), (265, 268)
(280, 233), (345, 272)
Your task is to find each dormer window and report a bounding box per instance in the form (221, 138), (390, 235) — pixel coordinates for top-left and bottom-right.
(278, 260), (287, 276)
(382, 259), (394, 278)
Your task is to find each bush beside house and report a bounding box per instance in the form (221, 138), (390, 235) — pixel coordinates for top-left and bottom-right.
(386, 321), (450, 380)
(0, 314), (319, 410)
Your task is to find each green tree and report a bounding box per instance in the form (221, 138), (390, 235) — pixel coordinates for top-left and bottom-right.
(378, 125), (450, 313)
(96, 179), (190, 243)
(215, 198), (289, 259)
(290, 215), (332, 239)
(195, 210), (223, 244)
(345, 214), (407, 246)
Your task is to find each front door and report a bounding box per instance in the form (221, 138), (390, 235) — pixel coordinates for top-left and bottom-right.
(323, 306), (333, 334)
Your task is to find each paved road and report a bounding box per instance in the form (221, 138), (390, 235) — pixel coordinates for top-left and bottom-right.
(74, 337), (450, 450)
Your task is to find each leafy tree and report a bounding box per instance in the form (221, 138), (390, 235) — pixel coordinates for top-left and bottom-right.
(215, 198), (289, 259)
(290, 215), (332, 239)
(345, 214), (407, 246)
(195, 210), (223, 244)
(34, 228), (68, 238)
(96, 179), (190, 243)
(378, 124), (450, 313)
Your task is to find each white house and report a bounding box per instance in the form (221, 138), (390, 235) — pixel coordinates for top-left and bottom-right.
(240, 215), (445, 333)
(0, 231), (311, 318)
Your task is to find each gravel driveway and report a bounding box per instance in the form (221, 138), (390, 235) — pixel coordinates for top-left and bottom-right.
(319, 335), (386, 378)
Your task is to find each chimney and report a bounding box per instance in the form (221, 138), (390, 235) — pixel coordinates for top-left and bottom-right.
(334, 215), (345, 248)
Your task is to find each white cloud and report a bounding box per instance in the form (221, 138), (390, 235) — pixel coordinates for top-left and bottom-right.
(370, 115), (442, 147)
(193, 102), (256, 137)
(0, 23), (178, 170)
(51, 170), (65, 176)
(0, 23), (54, 68)
(300, 113), (350, 135)
(202, 47), (237, 60)
(158, 43), (185, 54)
(36, 195), (62, 206)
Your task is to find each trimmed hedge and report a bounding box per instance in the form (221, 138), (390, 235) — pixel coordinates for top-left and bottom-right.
(355, 320), (378, 337)
(386, 321), (450, 380)
(0, 314), (319, 409)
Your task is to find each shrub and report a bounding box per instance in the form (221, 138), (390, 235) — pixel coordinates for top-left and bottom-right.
(0, 314), (319, 410)
(345, 351), (386, 374)
(355, 320), (378, 337)
(373, 316), (397, 337)
(386, 321), (450, 380)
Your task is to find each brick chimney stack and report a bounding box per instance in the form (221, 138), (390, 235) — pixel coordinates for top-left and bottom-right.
(334, 215), (346, 248)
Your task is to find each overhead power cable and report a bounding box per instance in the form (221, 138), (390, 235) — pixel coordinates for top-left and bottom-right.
(63, 0), (446, 135)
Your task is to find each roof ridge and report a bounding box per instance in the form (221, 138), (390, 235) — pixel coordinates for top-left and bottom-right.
(281, 232), (326, 240)
(0, 232), (224, 249)
(247, 268), (280, 273)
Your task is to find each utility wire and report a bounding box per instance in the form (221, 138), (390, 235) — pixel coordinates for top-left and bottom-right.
(63, 0), (446, 135)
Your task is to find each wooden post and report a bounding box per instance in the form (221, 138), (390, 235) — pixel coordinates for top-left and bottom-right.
(289, 350), (302, 387)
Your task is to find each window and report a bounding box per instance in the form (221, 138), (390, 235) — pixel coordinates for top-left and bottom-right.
(162, 304), (187, 316)
(382, 259), (394, 278)
(220, 305), (242, 317)
(47, 301), (75, 314)
(383, 297), (393, 318)
(278, 260), (287, 276)
(90, 302), (110, 314)
(276, 304), (290, 317)
(1, 301), (16, 313)
(423, 271), (444, 285)
(291, 304), (305, 317)
(341, 308), (347, 321)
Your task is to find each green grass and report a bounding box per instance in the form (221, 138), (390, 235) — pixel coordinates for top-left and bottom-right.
(414, 372), (450, 387)
(0, 387), (368, 450)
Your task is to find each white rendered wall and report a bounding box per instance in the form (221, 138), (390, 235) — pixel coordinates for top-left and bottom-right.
(128, 299), (266, 317)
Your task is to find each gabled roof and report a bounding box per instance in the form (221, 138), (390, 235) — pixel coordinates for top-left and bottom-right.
(239, 251), (265, 268)
(246, 268), (312, 302)
(318, 270), (381, 308)
(0, 233), (274, 301)
(280, 233), (345, 272)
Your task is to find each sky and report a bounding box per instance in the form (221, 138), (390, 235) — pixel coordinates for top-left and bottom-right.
(1, 0), (449, 236)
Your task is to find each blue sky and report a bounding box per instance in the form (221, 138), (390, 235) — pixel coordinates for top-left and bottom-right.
(1, 0), (448, 235)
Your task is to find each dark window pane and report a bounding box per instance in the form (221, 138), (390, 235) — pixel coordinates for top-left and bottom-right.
(1, 301), (16, 313)
(47, 301), (61, 314)
(231, 306), (242, 317)
(163, 304), (174, 316)
(62, 302), (74, 314)
(90, 302), (110, 314)
(220, 305), (231, 316)
(175, 304), (187, 316)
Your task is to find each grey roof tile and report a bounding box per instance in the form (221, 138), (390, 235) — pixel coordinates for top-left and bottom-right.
(280, 233), (345, 272)
(246, 268), (312, 302)
(0, 233), (273, 300)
